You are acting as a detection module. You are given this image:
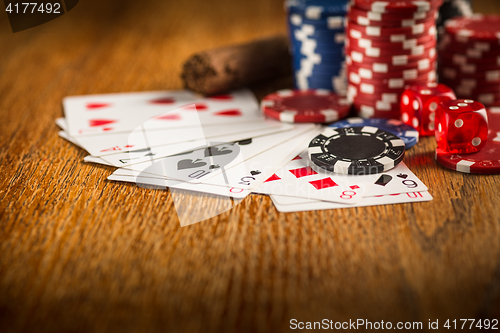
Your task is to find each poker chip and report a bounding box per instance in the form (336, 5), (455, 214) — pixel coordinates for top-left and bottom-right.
(329, 117), (419, 149)
(261, 89), (351, 123)
(435, 107), (500, 174)
(438, 15), (500, 106)
(445, 15), (500, 43)
(308, 126), (405, 174)
(352, 0), (442, 13)
(348, 6), (437, 27)
(287, 0), (348, 92)
(346, 0), (438, 118)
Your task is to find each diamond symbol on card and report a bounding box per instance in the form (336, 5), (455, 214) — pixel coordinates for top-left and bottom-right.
(289, 166), (317, 178)
(309, 178), (338, 190)
(350, 185), (360, 190)
(264, 174), (281, 182)
(292, 155), (302, 160)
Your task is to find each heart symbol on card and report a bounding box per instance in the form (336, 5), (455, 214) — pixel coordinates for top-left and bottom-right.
(397, 173), (408, 179)
(156, 114), (181, 121)
(215, 109), (242, 117)
(177, 159), (207, 170)
(209, 94), (233, 101)
(150, 97), (175, 104)
(204, 147), (233, 157)
(86, 103), (110, 109)
(375, 175), (392, 186)
(89, 119), (117, 127)
(250, 170), (261, 176)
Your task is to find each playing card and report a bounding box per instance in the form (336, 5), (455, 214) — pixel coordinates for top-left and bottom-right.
(270, 162), (427, 206)
(270, 191), (433, 212)
(109, 127), (323, 196)
(116, 124), (315, 183)
(72, 119), (286, 156)
(99, 123), (296, 167)
(108, 173), (252, 199)
(64, 89), (261, 137)
(251, 151), (380, 204)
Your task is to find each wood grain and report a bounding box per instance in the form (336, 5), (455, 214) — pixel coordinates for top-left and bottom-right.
(1, 1), (500, 332)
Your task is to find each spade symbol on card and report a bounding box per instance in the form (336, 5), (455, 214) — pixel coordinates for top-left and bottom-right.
(177, 159), (207, 170)
(397, 173), (408, 179)
(204, 147), (233, 157)
(234, 138), (252, 146)
(250, 170), (261, 176)
(375, 175), (393, 186)
(209, 164), (220, 170)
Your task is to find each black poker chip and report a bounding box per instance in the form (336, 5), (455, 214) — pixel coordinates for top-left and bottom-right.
(308, 126), (406, 175)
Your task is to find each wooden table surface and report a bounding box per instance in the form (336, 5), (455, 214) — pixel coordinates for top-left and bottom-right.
(1, 1), (500, 332)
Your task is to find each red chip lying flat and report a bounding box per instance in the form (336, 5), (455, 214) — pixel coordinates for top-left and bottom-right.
(260, 89), (351, 123)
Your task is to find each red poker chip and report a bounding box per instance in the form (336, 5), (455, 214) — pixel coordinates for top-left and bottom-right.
(438, 43), (500, 60)
(436, 107), (500, 174)
(349, 71), (436, 89)
(346, 39), (436, 58)
(347, 47), (437, 66)
(260, 89), (351, 124)
(347, 54), (437, 72)
(445, 15), (500, 43)
(349, 63), (435, 80)
(439, 33), (500, 51)
(348, 6), (437, 26)
(347, 19), (436, 40)
(437, 62), (500, 75)
(439, 79), (500, 94)
(439, 67), (500, 82)
(352, 0), (442, 13)
(439, 53), (500, 66)
(348, 34), (436, 52)
(354, 103), (402, 119)
(347, 21), (436, 42)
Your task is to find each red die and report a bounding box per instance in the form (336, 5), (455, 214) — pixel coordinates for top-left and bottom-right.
(400, 83), (456, 136)
(435, 99), (489, 154)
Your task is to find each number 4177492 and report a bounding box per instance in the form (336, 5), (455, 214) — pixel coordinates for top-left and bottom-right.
(5, 2), (61, 14)
(443, 319), (498, 330)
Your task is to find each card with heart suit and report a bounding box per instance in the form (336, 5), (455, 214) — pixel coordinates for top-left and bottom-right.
(116, 125), (316, 183)
(251, 151), (381, 204)
(72, 119), (286, 156)
(269, 162), (427, 206)
(64, 89), (261, 137)
(108, 127), (323, 197)
(99, 123), (296, 167)
(270, 191), (433, 212)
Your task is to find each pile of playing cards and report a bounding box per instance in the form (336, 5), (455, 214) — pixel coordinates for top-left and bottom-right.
(57, 88), (432, 216)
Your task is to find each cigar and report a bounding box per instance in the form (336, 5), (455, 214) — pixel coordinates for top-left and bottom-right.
(181, 35), (292, 96)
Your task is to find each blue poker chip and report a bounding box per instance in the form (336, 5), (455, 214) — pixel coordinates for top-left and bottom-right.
(292, 54), (345, 70)
(286, 0), (348, 19)
(329, 118), (419, 149)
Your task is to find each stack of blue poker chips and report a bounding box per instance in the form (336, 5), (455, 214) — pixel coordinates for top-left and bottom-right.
(285, 0), (349, 93)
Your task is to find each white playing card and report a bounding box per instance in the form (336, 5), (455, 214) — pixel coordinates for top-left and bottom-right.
(270, 191), (433, 212)
(107, 173), (251, 199)
(251, 151), (380, 204)
(270, 162), (427, 206)
(84, 155), (111, 165)
(55, 117), (67, 131)
(64, 89), (262, 137)
(72, 119), (286, 156)
(116, 124), (315, 183)
(109, 127), (323, 196)
(100, 123), (295, 167)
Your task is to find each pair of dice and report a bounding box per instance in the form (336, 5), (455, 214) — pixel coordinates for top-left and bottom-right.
(400, 82), (489, 154)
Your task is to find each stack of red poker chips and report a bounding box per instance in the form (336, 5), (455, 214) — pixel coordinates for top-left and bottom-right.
(345, 0), (441, 119)
(438, 15), (500, 107)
